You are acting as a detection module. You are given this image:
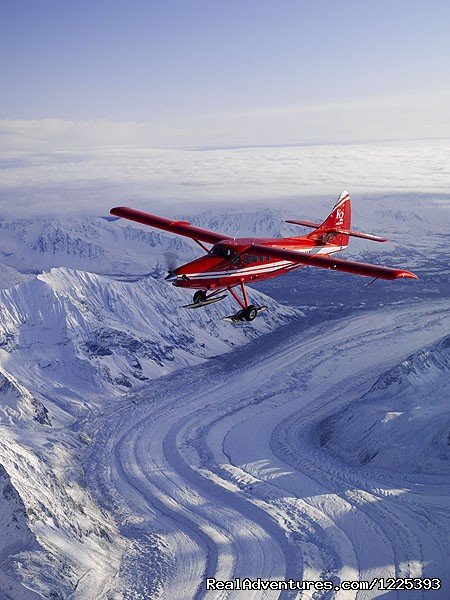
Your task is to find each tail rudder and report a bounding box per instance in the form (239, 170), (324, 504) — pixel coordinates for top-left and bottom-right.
(307, 191), (351, 246)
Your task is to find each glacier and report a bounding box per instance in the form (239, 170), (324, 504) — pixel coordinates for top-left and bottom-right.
(318, 333), (450, 476)
(0, 199), (448, 598)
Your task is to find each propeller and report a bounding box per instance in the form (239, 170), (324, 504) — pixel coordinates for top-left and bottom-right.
(162, 250), (179, 273)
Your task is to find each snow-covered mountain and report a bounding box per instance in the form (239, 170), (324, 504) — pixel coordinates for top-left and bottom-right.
(0, 211), (301, 425)
(0, 216), (195, 283)
(0, 213), (301, 597)
(0, 209), (300, 285)
(0, 432), (125, 599)
(0, 267), (296, 425)
(0, 368), (50, 427)
(0, 204), (447, 598)
(0, 193), (441, 288)
(318, 333), (450, 476)
(0, 463), (41, 599)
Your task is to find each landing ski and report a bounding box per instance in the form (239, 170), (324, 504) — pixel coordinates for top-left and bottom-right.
(183, 294), (227, 309)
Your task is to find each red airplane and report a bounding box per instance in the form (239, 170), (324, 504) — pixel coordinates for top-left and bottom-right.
(110, 191), (418, 322)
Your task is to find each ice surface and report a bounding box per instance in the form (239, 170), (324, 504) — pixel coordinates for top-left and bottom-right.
(0, 200), (448, 597)
(318, 333), (450, 475)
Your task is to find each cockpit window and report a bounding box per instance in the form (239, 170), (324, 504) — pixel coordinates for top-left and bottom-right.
(210, 245), (236, 259)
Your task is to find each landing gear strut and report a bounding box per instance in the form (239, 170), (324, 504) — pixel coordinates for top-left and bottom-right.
(223, 281), (267, 323)
(183, 282), (266, 321)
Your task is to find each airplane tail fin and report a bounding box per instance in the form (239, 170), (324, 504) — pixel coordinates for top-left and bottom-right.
(306, 191), (351, 246)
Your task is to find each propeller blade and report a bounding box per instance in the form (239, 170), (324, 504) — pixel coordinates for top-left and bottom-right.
(162, 250), (179, 272)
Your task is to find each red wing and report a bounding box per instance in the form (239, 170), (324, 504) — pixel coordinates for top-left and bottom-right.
(110, 206), (231, 245)
(249, 243), (418, 280)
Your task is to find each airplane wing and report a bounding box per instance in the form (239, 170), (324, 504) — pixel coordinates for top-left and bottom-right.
(248, 243), (418, 280)
(110, 206), (231, 245)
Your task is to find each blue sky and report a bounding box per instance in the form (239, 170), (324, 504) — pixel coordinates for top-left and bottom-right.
(1, 0), (450, 149)
(1, 1), (450, 215)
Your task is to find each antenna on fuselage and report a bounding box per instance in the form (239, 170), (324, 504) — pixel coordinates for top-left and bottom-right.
(233, 222), (243, 243)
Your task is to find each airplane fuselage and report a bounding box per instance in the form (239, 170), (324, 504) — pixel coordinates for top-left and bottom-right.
(168, 236), (346, 290)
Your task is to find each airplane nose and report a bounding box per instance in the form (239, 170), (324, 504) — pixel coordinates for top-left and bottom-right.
(165, 271), (178, 282)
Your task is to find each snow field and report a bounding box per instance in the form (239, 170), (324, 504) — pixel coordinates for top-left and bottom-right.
(82, 300), (450, 598)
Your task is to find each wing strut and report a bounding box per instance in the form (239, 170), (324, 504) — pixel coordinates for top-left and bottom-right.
(193, 239), (210, 252)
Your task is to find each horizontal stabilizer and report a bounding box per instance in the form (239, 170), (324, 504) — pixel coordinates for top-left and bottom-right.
(286, 220), (387, 242)
(286, 219), (322, 229)
(329, 228), (387, 242)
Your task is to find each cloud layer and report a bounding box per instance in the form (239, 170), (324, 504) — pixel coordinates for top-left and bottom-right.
(2, 90), (450, 153)
(0, 139), (449, 217)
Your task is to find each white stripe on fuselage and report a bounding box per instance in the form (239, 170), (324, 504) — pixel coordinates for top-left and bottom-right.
(178, 245), (345, 282)
(187, 261), (291, 280)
